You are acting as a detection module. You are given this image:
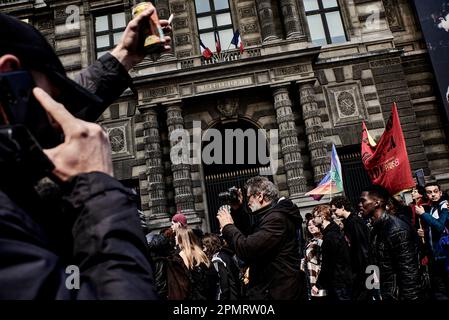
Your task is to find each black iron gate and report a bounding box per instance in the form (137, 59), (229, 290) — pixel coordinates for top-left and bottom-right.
(205, 167), (272, 233)
(339, 146), (371, 207)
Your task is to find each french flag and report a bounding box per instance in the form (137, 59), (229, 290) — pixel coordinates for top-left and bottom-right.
(199, 38), (213, 59)
(231, 29), (244, 54)
(214, 30), (221, 54)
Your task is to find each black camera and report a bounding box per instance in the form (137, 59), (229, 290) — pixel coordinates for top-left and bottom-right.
(218, 186), (240, 205)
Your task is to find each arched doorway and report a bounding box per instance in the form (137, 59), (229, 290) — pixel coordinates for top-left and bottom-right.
(202, 119), (273, 233)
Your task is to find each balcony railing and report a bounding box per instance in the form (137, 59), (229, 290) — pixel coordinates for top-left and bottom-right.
(178, 47), (262, 70)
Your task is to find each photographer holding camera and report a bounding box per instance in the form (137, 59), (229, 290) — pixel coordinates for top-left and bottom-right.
(0, 11), (171, 299)
(219, 186), (251, 236)
(217, 176), (303, 300)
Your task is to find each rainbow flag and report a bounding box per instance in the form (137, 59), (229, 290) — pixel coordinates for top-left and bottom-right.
(305, 144), (343, 200)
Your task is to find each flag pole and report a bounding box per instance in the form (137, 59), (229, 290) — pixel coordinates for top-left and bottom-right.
(329, 171), (333, 202)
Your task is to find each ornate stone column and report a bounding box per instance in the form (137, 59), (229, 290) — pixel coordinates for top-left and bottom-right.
(299, 82), (328, 183)
(144, 109), (168, 217)
(279, 0), (304, 39)
(255, 0), (279, 42)
(166, 102), (195, 213)
(273, 86), (307, 196)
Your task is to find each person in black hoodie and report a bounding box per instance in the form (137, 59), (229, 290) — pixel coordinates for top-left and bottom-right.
(330, 196), (371, 300)
(312, 204), (353, 300)
(217, 176), (303, 300)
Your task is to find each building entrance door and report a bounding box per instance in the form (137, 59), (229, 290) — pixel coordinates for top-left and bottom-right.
(202, 120), (273, 233)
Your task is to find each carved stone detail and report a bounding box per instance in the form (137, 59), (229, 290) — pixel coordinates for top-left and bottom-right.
(241, 23), (259, 34)
(173, 18), (188, 30)
(217, 98), (239, 119)
(274, 64), (310, 77)
(175, 34), (190, 46)
(239, 6), (257, 19)
(382, 0), (404, 32)
(323, 82), (367, 127)
(143, 86), (177, 99)
(273, 86), (306, 195)
(170, 2), (185, 13)
(176, 50), (192, 59)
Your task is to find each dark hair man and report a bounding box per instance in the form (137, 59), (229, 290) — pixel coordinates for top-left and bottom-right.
(330, 196), (371, 300)
(312, 204), (353, 300)
(415, 182), (449, 299)
(0, 11), (171, 299)
(216, 176), (303, 300)
(359, 185), (420, 301)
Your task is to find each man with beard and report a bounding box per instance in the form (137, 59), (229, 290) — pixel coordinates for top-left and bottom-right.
(358, 185), (420, 300)
(216, 176), (303, 300)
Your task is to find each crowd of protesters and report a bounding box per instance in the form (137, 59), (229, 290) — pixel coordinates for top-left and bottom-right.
(145, 180), (449, 302)
(1, 9), (448, 301)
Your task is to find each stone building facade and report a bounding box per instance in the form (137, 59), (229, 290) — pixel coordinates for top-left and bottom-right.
(3, 0), (449, 232)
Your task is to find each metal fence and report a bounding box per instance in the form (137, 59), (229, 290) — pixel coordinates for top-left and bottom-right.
(339, 150), (371, 208)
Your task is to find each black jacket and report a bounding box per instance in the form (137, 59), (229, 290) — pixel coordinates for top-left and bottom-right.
(0, 54), (156, 299)
(222, 198), (302, 300)
(343, 213), (371, 278)
(74, 52), (132, 121)
(0, 172), (158, 299)
(316, 221), (353, 291)
(370, 213), (420, 301)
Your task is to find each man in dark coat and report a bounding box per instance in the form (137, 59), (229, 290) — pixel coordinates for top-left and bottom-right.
(330, 196), (371, 300)
(0, 11), (171, 299)
(312, 205), (353, 300)
(359, 185), (421, 301)
(217, 176), (303, 300)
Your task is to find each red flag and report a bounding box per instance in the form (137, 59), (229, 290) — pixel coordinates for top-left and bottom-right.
(199, 39), (213, 59)
(214, 30), (221, 54)
(361, 103), (415, 195)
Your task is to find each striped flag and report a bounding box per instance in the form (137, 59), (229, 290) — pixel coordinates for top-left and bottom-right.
(199, 38), (213, 59)
(214, 30), (221, 54)
(305, 144), (344, 200)
(231, 29), (244, 54)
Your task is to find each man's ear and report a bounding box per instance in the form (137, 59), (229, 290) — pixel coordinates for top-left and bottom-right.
(0, 54), (21, 72)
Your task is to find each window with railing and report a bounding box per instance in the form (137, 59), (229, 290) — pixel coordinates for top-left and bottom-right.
(195, 0), (234, 54)
(304, 0), (347, 46)
(94, 12), (126, 59)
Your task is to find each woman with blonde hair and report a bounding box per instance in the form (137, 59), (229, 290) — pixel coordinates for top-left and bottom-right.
(173, 227), (218, 300)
